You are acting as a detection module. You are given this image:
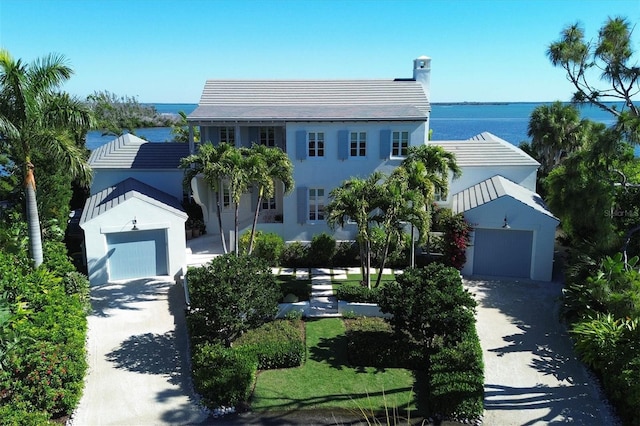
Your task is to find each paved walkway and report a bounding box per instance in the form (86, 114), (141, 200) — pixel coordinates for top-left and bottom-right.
(71, 278), (208, 425)
(465, 278), (618, 425)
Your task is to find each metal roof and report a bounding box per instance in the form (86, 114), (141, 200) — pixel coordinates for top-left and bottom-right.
(88, 133), (190, 169)
(452, 175), (558, 221)
(189, 79), (430, 122)
(432, 132), (539, 167)
(80, 178), (186, 225)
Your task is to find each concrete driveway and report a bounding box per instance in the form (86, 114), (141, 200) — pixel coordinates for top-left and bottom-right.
(465, 278), (618, 426)
(72, 278), (208, 425)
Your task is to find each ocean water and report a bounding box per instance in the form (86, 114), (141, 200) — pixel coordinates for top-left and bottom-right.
(85, 102), (619, 150)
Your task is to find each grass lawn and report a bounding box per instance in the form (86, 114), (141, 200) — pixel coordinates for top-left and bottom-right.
(250, 318), (416, 414)
(333, 272), (397, 288)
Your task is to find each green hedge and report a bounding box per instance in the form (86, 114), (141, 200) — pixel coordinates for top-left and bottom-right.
(0, 248), (87, 421)
(427, 329), (484, 420)
(336, 283), (380, 303)
(235, 319), (305, 369)
(344, 317), (424, 370)
(191, 343), (257, 407)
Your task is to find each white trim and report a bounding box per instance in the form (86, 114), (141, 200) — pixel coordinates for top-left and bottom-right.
(100, 222), (170, 234)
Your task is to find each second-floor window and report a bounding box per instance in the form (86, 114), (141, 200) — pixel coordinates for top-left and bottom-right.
(392, 131), (409, 157)
(308, 132), (325, 157)
(308, 188), (325, 221)
(350, 132), (366, 157)
(220, 127), (235, 144)
(260, 127), (275, 146)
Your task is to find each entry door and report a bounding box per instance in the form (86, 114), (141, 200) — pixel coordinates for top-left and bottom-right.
(106, 229), (168, 281)
(473, 229), (533, 278)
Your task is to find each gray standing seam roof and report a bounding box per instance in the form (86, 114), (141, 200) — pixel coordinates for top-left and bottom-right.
(88, 133), (190, 169)
(188, 79), (430, 122)
(452, 175), (558, 221)
(432, 132), (539, 167)
(80, 178), (186, 225)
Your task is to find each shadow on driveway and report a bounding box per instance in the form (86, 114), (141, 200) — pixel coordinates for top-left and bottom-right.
(72, 278), (208, 425)
(465, 277), (617, 425)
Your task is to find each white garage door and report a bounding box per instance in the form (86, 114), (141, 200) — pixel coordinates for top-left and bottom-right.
(106, 229), (168, 281)
(473, 229), (533, 278)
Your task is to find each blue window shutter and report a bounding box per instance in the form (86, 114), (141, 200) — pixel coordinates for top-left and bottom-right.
(380, 129), (391, 159)
(338, 130), (348, 160)
(249, 127), (259, 145)
(211, 127), (220, 144)
(296, 130), (307, 160)
(297, 187), (308, 224)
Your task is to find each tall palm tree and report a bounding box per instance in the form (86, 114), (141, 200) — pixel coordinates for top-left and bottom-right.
(374, 169), (429, 287)
(219, 146), (252, 255)
(400, 145), (461, 267)
(0, 50), (92, 267)
(246, 144), (294, 254)
(326, 172), (383, 289)
(180, 142), (233, 254)
(527, 101), (586, 176)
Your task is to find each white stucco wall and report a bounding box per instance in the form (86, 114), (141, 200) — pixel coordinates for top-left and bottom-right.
(282, 121), (427, 241)
(81, 198), (187, 286)
(461, 197), (558, 281)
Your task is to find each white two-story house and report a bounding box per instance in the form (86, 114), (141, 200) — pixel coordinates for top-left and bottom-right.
(80, 56), (558, 285)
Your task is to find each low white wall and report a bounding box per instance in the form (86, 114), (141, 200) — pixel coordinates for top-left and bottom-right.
(338, 301), (391, 318)
(275, 301), (390, 318)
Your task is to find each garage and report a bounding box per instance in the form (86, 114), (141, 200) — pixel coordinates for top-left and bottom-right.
(80, 178), (188, 286)
(106, 229), (168, 281)
(472, 228), (533, 278)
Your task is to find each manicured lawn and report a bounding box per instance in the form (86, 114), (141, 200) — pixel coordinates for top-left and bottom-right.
(250, 318), (416, 413)
(333, 272), (396, 288)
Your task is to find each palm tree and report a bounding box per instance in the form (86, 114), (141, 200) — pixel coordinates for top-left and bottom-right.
(326, 172), (383, 289)
(527, 101), (586, 176)
(219, 146), (252, 255)
(374, 169), (428, 287)
(180, 142), (233, 254)
(0, 50), (92, 267)
(246, 144), (294, 254)
(400, 145), (461, 266)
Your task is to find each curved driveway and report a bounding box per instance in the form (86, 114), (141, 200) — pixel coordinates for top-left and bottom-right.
(465, 278), (618, 425)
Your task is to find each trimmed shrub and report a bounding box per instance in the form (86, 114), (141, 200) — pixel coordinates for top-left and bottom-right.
(336, 283), (380, 303)
(192, 343), (257, 408)
(344, 317), (424, 369)
(62, 271), (91, 313)
(307, 233), (336, 266)
(253, 232), (285, 265)
(281, 241), (309, 268)
(427, 329), (484, 420)
(332, 241), (360, 266)
(0, 403), (54, 425)
(235, 319), (305, 369)
(186, 254), (280, 346)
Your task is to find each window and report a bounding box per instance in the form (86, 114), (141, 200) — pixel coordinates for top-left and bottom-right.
(260, 127), (275, 146)
(308, 132), (325, 157)
(392, 131), (409, 157)
(220, 127), (235, 144)
(434, 188), (445, 202)
(222, 183), (231, 208)
(350, 132), (366, 157)
(262, 196), (276, 210)
(308, 188), (325, 221)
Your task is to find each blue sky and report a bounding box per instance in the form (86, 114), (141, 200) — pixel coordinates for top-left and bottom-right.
(1, 0), (639, 103)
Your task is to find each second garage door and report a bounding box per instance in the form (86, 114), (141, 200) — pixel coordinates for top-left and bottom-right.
(106, 229), (168, 281)
(473, 229), (533, 279)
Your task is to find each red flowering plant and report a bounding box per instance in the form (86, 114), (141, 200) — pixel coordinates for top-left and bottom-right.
(432, 206), (472, 270)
